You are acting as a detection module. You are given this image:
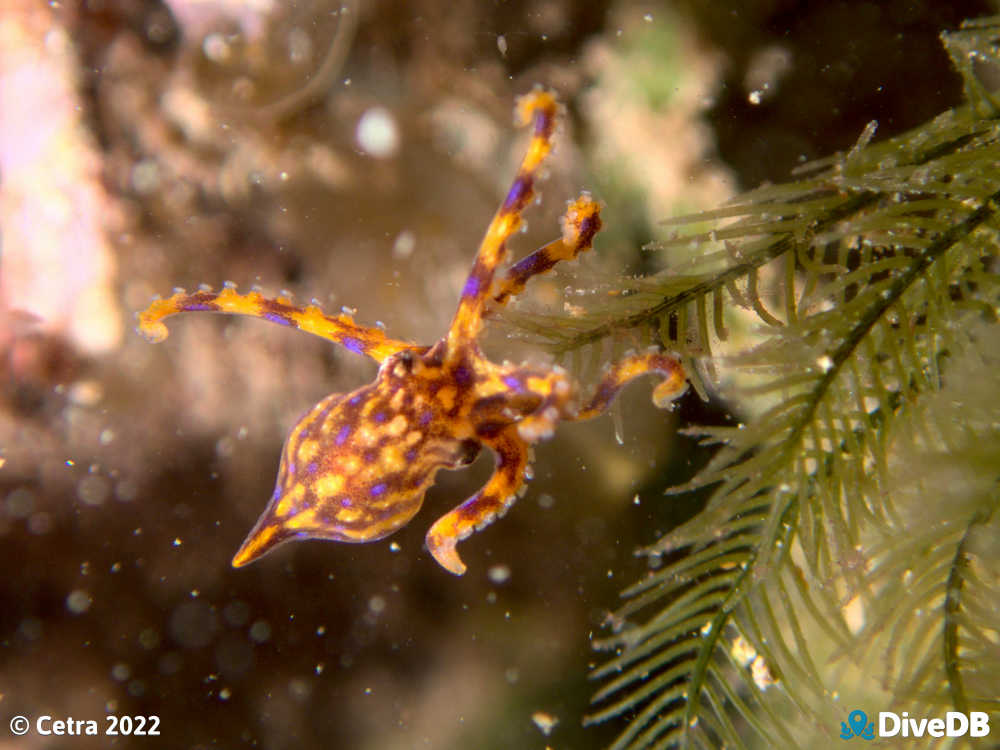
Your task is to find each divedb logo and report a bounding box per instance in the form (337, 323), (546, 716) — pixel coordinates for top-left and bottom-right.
(840, 709), (991, 740)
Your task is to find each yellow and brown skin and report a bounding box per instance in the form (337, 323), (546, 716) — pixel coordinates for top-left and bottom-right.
(139, 89), (687, 575)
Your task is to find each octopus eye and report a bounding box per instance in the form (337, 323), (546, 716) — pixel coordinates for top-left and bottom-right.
(456, 439), (481, 466)
(389, 349), (418, 380)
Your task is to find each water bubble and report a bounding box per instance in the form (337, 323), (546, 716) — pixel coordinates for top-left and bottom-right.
(249, 620), (271, 643)
(392, 230), (416, 259)
(202, 33), (231, 63)
(115, 479), (138, 503)
(169, 601), (218, 648)
(77, 474), (110, 506)
(139, 628), (161, 650)
(356, 107), (399, 158)
(223, 600), (250, 627)
(66, 589), (93, 614)
(487, 564), (511, 584)
(18, 618), (42, 641)
(5, 488), (34, 519)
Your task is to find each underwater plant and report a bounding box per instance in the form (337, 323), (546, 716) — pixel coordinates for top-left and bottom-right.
(498, 16), (1000, 750)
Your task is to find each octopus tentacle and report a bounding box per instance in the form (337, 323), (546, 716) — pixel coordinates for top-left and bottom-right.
(446, 88), (560, 349)
(491, 193), (602, 307)
(425, 427), (530, 575)
(138, 283), (423, 363)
